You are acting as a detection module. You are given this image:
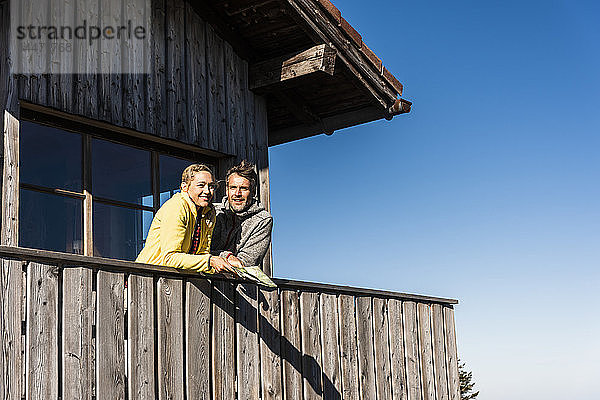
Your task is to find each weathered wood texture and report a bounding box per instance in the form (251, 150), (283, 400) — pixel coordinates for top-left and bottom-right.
(157, 277), (184, 400)
(185, 278), (211, 399)
(128, 274), (156, 400)
(212, 281), (236, 400)
(1, 111), (18, 246)
(281, 289), (303, 400)
(249, 44), (337, 90)
(26, 262), (59, 400)
(2, 250), (460, 400)
(320, 293), (341, 399)
(0, 258), (22, 400)
(236, 284), (260, 400)
(259, 288), (282, 400)
(96, 270), (125, 400)
(338, 294), (359, 400)
(300, 291), (323, 400)
(62, 267), (94, 400)
(12, 0), (268, 158)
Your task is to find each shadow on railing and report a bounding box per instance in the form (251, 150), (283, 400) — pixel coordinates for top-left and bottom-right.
(0, 246), (460, 400)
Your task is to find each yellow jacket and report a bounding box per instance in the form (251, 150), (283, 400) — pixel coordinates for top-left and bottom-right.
(135, 192), (216, 273)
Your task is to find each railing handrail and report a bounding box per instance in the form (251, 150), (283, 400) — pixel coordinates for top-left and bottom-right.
(0, 245), (458, 305)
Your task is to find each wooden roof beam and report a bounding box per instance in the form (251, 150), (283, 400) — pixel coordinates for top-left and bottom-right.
(271, 90), (330, 132)
(282, 0), (399, 112)
(269, 105), (385, 146)
(249, 44), (336, 91)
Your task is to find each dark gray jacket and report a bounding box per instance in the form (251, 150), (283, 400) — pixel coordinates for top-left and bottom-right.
(210, 197), (273, 268)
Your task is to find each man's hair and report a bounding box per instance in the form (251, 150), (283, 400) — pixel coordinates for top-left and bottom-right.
(181, 164), (214, 185)
(226, 160), (257, 192)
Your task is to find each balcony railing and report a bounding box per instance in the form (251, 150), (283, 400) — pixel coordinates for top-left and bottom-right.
(0, 246), (459, 400)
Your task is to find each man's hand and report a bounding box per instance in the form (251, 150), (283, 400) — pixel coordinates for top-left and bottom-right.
(225, 254), (245, 270)
(210, 256), (239, 276)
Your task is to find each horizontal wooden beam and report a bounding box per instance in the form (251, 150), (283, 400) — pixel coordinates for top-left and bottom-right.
(0, 246), (458, 304)
(249, 44), (336, 91)
(269, 105), (384, 146)
(283, 0), (399, 110)
(272, 90), (322, 126)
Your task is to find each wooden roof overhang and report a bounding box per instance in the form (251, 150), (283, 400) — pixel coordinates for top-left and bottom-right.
(191, 0), (411, 146)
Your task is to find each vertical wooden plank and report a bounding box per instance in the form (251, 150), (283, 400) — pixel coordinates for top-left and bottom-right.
(236, 283), (259, 400)
(166, 0), (187, 141)
(122, 0), (147, 131)
(98, 0), (122, 125)
(26, 262), (58, 400)
(212, 281), (236, 400)
(418, 303), (435, 400)
(388, 299), (408, 400)
(259, 288), (282, 400)
(254, 95), (270, 211)
(443, 306), (460, 400)
(185, 278), (211, 399)
(225, 43), (245, 157)
(205, 24), (227, 153)
(320, 293), (341, 399)
(20, 0), (47, 105)
(373, 297), (393, 400)
(62, 267), (93, 400)
(300, 291), (322, 400)
(146, 0), (167, 136)
(74, 0), (99, 119)
(432, 304), (449, 400)
(356, 296), (376, 399)
(184, 3), (207, 148)
(280, 290), (302, 400)
(245, 84), (256, 165)
(0, 258), (23, 400)
(238, 59), (250, 161)
(254, 95), (272, 275)
(338, 294), (359, 400)
(1, 111), (18, 246)
(48, 0), (74, 112)
(157, 277), (184, 400)
(96, 270), (125, 400)
(403, 301), (421, 400)
(128, 274), (155, 400)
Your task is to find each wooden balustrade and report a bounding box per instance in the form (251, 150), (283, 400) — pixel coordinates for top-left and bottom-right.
(0, 246), (459, 399)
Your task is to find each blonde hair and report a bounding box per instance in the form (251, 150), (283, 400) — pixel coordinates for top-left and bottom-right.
(181, 164), (214, 185)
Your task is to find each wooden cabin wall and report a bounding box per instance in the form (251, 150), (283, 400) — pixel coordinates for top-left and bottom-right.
(2, 0), (272, 271)
(9, 0), (270, 206)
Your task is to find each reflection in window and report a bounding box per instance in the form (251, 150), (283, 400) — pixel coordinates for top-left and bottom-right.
(159, 154), (192, 206)
(20, 121), (82, 191)
(92, 138), (151, 204)
(20, 189), (83, 254)
(19, 117), (213, 261)
(93, 202), (153, 261)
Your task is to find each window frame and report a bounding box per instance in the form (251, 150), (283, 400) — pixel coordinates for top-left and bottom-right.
(19, 104), (218, 258)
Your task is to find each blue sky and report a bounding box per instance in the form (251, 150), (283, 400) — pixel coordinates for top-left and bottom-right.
(268, 1), (600, 398)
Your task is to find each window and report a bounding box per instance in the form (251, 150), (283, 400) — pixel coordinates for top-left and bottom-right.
(19, 116), (215, 261)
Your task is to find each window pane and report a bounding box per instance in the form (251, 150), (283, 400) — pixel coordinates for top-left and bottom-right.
(19, 189), (83, 253)
(20, 121), (82, 191)
(92, 138), (151, 204)
(93, 202), (153, 261)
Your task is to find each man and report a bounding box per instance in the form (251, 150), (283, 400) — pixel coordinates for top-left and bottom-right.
(211, 160), (273, 271)
(136, 163), (237, 275)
